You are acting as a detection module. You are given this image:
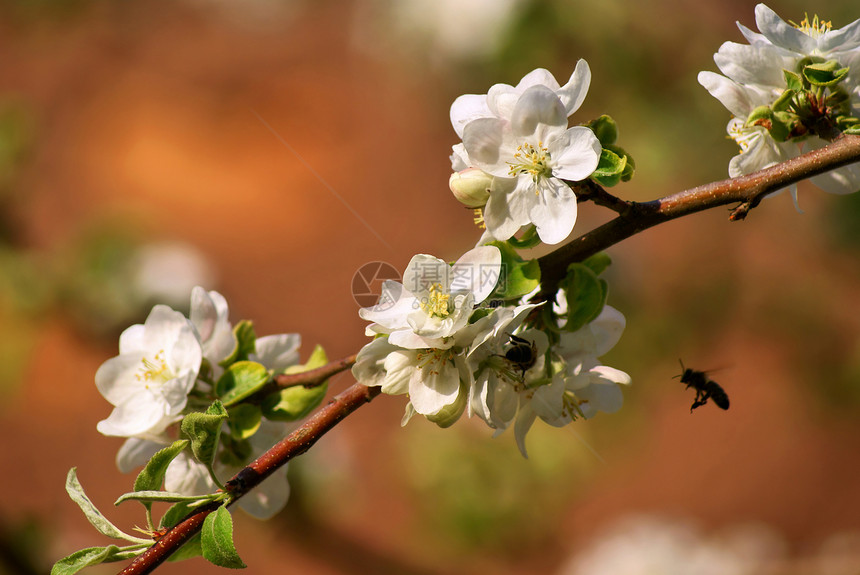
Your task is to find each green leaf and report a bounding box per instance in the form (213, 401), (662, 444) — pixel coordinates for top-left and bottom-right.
(590, 148), (627, 187)
(133, 440), (189, 498)
(747, 105), (773, 125)
(845, 125), (860, 135)
(561, 263), (608, 331)
(262, 345), (329, 422)
(115, 491), (218, 506)
(582, 252), (612, 276)
(51, 542), (134, 575)
(181, 401), (229, 468)
(484, 241), (541, 302)
(216, 361), (271, 407)
(168, 533), (204, 562)
(201, 506), (246, 569)
(64, 469), (149, 544)
(220, 320), (257, 367)
(586, 114), (618, 146)
(605, 144), (635, 182)
(228, 404), (262, 440)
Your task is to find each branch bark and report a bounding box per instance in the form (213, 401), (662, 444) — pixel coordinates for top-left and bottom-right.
(538, 134), (860, 291)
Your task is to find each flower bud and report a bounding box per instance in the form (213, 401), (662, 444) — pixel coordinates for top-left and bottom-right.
(448, 168), (493, 208)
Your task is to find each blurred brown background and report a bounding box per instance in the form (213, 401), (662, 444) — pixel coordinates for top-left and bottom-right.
(2, 0), (860, 573)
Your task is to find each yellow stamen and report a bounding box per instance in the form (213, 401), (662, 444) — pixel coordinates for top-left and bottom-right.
(420, 283), (451, 318)
(135, 350), (173, 387)
(790, 13), (832, 38)
(507, 141), (552, 188)
(473, 208), (486, 229)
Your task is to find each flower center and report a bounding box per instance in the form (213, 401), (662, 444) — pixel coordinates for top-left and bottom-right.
(508, 141), (552, 187)
(728, 118), (759, 153)
(420, 283), (451, 318)
(136, 350), (174, 388)
(416, 348), (453, 376)
(791, 13), (831, 39)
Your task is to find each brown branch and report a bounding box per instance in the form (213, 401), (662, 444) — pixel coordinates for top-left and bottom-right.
(117, 382), (382, 575)
(573, 179), (632, 215)
(246, 353), (358, 403)
(538, 133), (860, 292)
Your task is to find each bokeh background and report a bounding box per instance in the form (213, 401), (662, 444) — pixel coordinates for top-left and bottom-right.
(2, 0), (860, 573)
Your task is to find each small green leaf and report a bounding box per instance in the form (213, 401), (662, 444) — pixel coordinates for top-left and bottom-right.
(561, 263), (608, 331)
(262, 346), (329, 422)
(160, 500), (196, 529)
(220, 320), (257, 367)
(115, 491), (218, 506)
(216, 361), (271, 407)
(586, 114), (618, 146)
(582, 252), (612, 276)
(845, 125), (860, 135)
(590, 148), (627, 187)
(181, 401), (229, 468)
(605, 144), (635, 182)
(201, 506), (246, 569)
(133, 440), (189, 495)
(64, 469), (149, 544)
(228, 404), (262, 440)
(747, 105), (773, 125)
(51, 544), (148, 575)
(484, 241), (541, 302)
(52, 546), (122, 575)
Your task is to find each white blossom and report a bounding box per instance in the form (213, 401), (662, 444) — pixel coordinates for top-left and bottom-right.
(96, 305), (202, 438)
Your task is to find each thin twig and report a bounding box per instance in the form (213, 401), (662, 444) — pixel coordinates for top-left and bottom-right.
(538, 134), (860, 292)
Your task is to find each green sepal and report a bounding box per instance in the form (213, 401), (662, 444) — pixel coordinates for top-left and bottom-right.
(469, 307), (494, 323)
(802, 60), (849, 87)
(769, 111), (794, 142)
(261, 345), (329, 422)
(51, 544), (148, 575)
(201, 506), (246, 569)
(228, 404), (262, 440)
(64, 468), (150, 544)
(582, 252), (612, 276)
(215, 361), (271, 407)
(167, 533), (203, 562)
(590, 148), (627, 188)
(783, 69), (804, 92)
(115, 491), (219, 506)
(485, 241), (541, 302)
(772, 88), (796, 112)
(220, 320), (257, 367)
(425, 380), (468, 428)
(181, 400), (229, 468)
(560, 263), (608, 332)
(506, 225), (541, 249)
(747, 105), (773, 125)
(586, 114), (618, 146)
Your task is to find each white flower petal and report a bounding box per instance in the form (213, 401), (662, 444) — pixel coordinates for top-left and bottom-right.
(463, 117), (508, 172)
(510, 85), (567, 138)
(409, 360), (461, 415)
(116, 438), (164, 474)
(754, 3), (816, 55)
(556, 59), (591, 116)
(450, 245), (501, 302)
(253, 334), (301, 371)
(527, 177), (578, 245)
(549, 126), (602, 181)
(450, 93), (493, 138)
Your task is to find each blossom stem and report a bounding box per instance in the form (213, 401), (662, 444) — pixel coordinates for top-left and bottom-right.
(538, 133), (860, 292)
(116, 381), (381, 575)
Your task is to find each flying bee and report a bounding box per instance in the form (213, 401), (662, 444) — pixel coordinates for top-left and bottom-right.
(502, 334), (538, 379)
(675, 360), (730, 412)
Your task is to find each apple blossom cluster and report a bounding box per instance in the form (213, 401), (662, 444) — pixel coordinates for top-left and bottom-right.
(699, 4), (860, 200)
(94, 286), (328, 520)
